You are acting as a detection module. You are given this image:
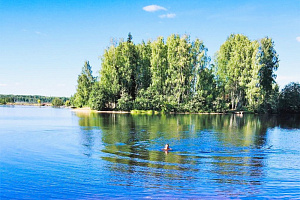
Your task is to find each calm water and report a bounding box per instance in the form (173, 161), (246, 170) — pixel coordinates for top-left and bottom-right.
(1, 106), (300, 199)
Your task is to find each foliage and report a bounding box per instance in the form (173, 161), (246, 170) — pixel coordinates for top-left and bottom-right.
(71, 33), (299, 114)
(73, 61), (95, 107)
(278, 82), (300, 113)
(0, 94), (69, 104)
(89, 82), (109, 111)
(116, 91), (133, 111)
(215, 34), (280, 113)
(52, 97), (64, 107)
(65, 100), (71, 107)
(0, 96), (14, 104)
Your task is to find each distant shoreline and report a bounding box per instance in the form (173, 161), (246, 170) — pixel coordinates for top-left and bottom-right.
(2, 102), (52, 106)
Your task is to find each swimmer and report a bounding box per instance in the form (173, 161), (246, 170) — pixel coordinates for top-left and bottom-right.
(163, 144), (172, 151)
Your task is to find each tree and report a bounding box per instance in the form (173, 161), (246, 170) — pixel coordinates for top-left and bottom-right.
(65, 100), (71, 107)
(52, 97), (63, 106)
(73, 33), (280, 113)
(89, 82), (109, 110)
(99, 45), (121, 108)
(73, 61), (95, 107)
(257, 37), (279, 112)
(245, 40), (261, 111)
(121, 36), (138, 100)
(136, 40), (152, 92)
(216, 34), (255, 110)
(190, 39), (215, 111)
(166, 34), (188, 104)
(279, 82), (300, 113)
(150, 36), (168, 96)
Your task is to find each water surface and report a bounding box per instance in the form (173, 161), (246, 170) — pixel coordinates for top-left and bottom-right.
(1, 106), (300, 199)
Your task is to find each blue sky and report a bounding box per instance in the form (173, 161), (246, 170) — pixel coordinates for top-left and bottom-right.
(1, 0), (299, 97)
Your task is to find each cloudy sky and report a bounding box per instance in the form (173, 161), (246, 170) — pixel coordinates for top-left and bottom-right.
(0, 0), (299, 97)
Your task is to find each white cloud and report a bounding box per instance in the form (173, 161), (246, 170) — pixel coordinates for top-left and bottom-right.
(296, 37), (300, 42)
(143, 5), (167, 12)
(0, 83), (7, 87)
(159, 13), (176, 19)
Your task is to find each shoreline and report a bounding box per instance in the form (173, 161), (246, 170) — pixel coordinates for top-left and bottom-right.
(71, 107), (253, 115)
(1, 104), (257, 115)
(71, 107), (130, 114)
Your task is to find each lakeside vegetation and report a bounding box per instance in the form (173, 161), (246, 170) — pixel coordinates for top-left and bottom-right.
(69, 33), (299, 114)
(0, 94), (69, 107)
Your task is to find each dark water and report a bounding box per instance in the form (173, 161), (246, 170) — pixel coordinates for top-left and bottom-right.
(1, 106), (300, 199)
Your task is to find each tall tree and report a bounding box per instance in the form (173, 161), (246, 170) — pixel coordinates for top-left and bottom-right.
(245, 40), (262, 111)
(257, 37), (279, 112)
(136, 40), (152, 92)
(166, 34), (193, 104)
(216, 34), (255, 110)
(98, 44), (121, 108)
(73, 61), (95, 107)
(150, 37), (168, 95)
(120, 36), (138, 100)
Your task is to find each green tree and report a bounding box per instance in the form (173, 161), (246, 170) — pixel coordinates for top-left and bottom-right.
(65, 100), (71, 107)
(190, 39), (215, 111)
(149, 37), (168, 96)
(74, 61), (95, 107)
(121, 35), (138, 100)
(166, 34), (193, 105)
(216, 34), (257, 110)
(52, 97), (63, 106)
(136, 40), (152, 92)
(99, 44), (121, 109)
(257, 37), (279, 112)
(89, 82), (109, 110)
(245, 40), (262, 111)
(279, 82), (300, 113)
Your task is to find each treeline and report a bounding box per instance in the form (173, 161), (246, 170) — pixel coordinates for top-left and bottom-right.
(71, 33), (300, 113)
(0, 94), (69, 105)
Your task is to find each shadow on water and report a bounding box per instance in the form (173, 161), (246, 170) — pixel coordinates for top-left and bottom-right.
(75, 112), (300, 193)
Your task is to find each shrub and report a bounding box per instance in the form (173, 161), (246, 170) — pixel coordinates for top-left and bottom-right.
(52, 98), (64, 107)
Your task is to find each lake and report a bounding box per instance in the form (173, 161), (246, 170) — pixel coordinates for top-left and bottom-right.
(1, 106), (300, 199)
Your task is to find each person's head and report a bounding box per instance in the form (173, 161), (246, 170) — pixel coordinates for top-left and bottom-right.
(164, 144), (169, 149)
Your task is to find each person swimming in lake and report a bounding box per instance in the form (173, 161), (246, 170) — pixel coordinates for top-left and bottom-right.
(163, 144), (172, 151)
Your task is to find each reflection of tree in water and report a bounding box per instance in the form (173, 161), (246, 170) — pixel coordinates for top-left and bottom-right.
(77, 112), (100, 157)
(75, 112), (295, 192)
(269, 114), (300, 129)
(99, 114), (197, 187)
(209, 114), (272, 196)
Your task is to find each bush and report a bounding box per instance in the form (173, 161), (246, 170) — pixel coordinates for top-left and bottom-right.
(52, 98), (64, 107)
(65, 100), (71, 107)
(89, 83), (108, 111)
(116, 92), (133, 111)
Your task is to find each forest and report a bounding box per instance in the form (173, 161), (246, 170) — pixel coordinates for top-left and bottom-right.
(0, 94), (69, 106)
(71, 33), (300, 114)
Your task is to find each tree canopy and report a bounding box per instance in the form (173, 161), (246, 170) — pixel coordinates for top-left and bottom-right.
(279, 82), (300, 113)
(70, 33), (292, 114)
(73, 61), (95, 107)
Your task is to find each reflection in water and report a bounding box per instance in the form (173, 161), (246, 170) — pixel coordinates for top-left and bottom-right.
(75, 112), (300, 196)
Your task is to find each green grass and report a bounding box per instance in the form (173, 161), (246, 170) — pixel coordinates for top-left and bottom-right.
(130, 110), (160, 115)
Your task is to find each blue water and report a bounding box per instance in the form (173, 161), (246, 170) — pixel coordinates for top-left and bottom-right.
(1, 106), (300, 199)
